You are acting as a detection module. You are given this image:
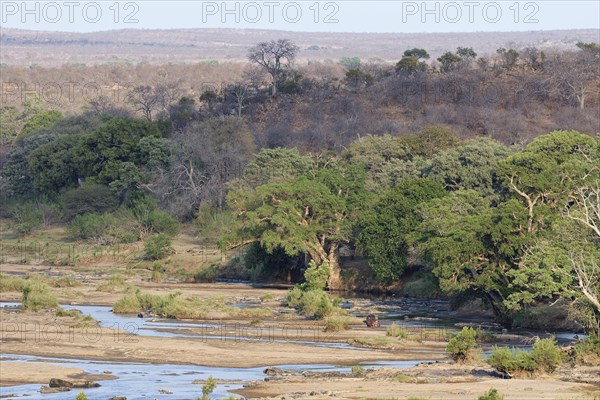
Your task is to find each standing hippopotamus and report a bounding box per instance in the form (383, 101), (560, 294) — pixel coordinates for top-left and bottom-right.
(364, 314), (380, 328)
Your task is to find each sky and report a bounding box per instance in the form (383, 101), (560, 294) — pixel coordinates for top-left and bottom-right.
(1, 1), (599, 33)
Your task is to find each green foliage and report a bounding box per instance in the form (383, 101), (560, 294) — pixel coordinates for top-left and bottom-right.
(488, 338), (562, 375)
(201, 376), (217, 400)
(195, 204), (234, 242)
(235, 147), (313, 189)
(338, 56), (361, 69)
(26, 116), (165, 195)
(0, 274), (27, 292)
(67, 213), (106, 240)
(350, 365), (365, 375)
(286, 286), (340, 319)
(357, 179), (446, 282)
(151, 261), (165, 283)
(324, 315), (351, 332)
(529, 338), (563, 373)
(21, 281), (58, 311)
(573, 335), (600, 365)
(128, 193), (179, 237)
(61, 184), (117, 219)
(414, 191), (529, 314)
(478, 388), (503, 400)
(75, 392), (88, 400)
(65, 208), (138, 244)
(403, 48), (430, 60)
(9, 202), (44, 236)
(343, 134), (414, 191)
(21, 109), (64, 137)
(0, 106), (22, 144)
(194, 264), (220, 283)
(147, 210), (180, 236)
(446, 327), (478, 363)
(425, 138), (514, 196)
(223, 158), (368, 289)
(402, 125), (460, 158)
(242, 242), (296, 282)
(144, 233), (173, 260)
(437, 51), (462, 72)
(386, 323), (410, 340)
(303, 260), (330, 290)
(396, 56), (426, 73)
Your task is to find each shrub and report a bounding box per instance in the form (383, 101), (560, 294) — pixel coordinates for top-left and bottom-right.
(148, 210), (180, 236)
(529, 338), (563, 373)
(75, 392), (88, 400)
(351, 365), (365, 376)
(96, 275), (129, 293)
(286, 286), (304, 308)
(102, 209), (141, 243)
(260, 293), (274, 302)
(324, 315), (351, 332)
(488, 338), (562, 375)
(386, 323), (410, 340)
(446, 326), (477, 363)
(299, 289), (336, 319)
(303, 260), (329, 290)
(478, 388), (503, 400)
(61, 184), (117, 219)
(10, 202), (43, 236)
(144, 233), (173, 260)
(21, 281), (58, 311)
(194, 265), (220, 283)
(573, 334), (600, 365)
(151, 261), (165, 283)
(0, 274), (27, 292)
(113, 291), (239, 320)
(286, 261), (344, 320)
(67, 213), (106, 240)
(112, 293), (142, 313)
(201, 376), (216, 400)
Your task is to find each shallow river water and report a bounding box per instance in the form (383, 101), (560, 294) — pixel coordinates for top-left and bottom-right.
(0, 297), (582, 399)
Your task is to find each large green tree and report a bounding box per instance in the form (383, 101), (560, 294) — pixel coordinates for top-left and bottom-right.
(221, 157), (368, 289)
(414, 190), (530, 317)
(357, 179), (446, 282)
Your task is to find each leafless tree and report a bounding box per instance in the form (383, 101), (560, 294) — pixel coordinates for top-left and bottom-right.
(127, 83), (181, 121)
(550, 50), (598, 109)
(248, 39), (299, 96)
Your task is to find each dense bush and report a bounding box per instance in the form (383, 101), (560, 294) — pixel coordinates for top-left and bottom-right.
(386, 323), (410, 340)
(446, 326), (478, 363)
(21, 281), (58, 311)
(9, 202), (44, 236)
(303, 260), (329, 290)
(324, 315), (350, 332)
(147, 209), (180, 236)
(478, 388), (503, 400)
(573, 335), (600, 365)
(67, 213), (106, 240)
(144, 233), (174, 260)
(488, 338), (563, 375)
(61, 184), (117, 219)
(194, 264), (220, 283)
(286, 287), (341, 319)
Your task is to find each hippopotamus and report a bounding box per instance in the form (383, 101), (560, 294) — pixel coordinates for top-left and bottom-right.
(364, 314), (380, 328)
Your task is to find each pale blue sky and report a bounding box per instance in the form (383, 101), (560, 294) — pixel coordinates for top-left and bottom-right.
(1, 1), (599, 33)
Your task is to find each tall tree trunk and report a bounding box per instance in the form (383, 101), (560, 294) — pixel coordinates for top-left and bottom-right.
(326, 242), (342, 291)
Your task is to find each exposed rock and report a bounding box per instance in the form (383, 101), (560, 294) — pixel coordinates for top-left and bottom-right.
(40, 385), (71, 393)
(49, 378), (100, 388)
(158, 388), (173, 394)
(109, 397), (127, 400)
(264, 367), (284, 376)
